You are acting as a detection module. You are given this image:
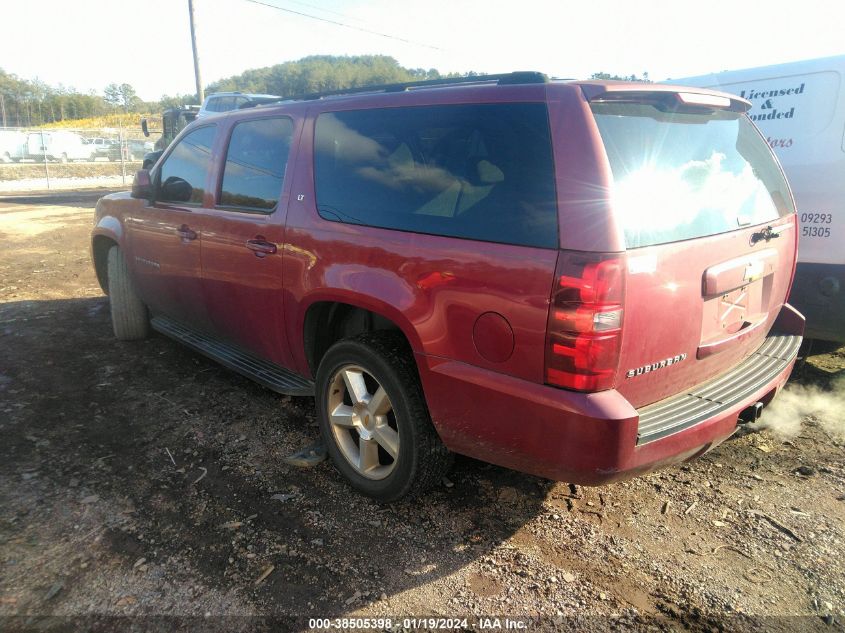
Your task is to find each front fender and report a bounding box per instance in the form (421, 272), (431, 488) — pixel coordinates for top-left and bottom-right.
(91, 195), (130, 292)
(92, 213), (124, 245)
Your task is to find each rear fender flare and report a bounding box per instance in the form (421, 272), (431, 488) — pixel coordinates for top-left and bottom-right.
(294, 290), (423, 377)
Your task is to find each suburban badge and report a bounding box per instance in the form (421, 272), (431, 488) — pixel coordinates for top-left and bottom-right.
(626, 353), (688, 379)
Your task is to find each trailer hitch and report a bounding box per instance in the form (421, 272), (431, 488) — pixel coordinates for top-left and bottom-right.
(738, 401), (765, 424)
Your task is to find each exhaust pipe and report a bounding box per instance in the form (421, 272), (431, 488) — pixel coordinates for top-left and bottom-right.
(738, 401), (764, 424)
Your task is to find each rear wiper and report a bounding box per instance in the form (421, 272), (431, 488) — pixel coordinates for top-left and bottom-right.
(750, 225), (781, 245)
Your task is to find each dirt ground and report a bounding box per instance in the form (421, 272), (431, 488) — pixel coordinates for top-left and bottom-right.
(1, 191), (844, 632)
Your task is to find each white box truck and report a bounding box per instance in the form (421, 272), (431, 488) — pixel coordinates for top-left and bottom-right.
(672, 55), (845, 342)
(0, 130), (26, 162)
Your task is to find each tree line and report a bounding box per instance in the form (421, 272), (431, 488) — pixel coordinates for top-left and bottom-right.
(0, 69), (106, 127)
(0, 69), (193, 127)
(206, 54), (453, 96)
(206, 55), (649, 97)
(0, 55), (649, 127)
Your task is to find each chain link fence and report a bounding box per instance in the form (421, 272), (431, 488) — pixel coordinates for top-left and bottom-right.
(0, 125), (156, 192)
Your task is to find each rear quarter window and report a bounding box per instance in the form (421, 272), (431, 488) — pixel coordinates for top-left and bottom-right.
(313, 103), (558, 248)
(592, 103), (795, 248)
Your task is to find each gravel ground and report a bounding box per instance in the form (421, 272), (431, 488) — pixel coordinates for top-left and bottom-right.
(1, 191), (844, 632)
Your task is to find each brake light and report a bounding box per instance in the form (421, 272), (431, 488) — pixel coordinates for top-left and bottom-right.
(676, 92), (731, 109)
(545, 252), (626, 392)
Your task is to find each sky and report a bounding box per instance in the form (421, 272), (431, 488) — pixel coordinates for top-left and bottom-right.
(0, 0), (843, 101)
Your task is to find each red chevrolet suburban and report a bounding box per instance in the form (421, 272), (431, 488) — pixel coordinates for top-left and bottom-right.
(91, 73), (804, 501)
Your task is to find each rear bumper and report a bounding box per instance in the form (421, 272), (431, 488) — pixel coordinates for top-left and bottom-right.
(417, 304), (804, 485)
(636, 330), (801, 443)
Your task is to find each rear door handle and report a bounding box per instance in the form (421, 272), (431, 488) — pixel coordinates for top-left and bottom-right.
(245, 238), (277, 257)
(177, 224), (197, 241)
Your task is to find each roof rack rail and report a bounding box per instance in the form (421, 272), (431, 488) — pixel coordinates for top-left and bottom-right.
(245, 71), (548, 108)
(300, 71), (548, 100)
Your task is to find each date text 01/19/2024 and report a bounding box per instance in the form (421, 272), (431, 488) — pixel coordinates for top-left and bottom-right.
(308, 617), (529, 629)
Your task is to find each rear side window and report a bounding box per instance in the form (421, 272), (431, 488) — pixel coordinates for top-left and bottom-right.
(220, 117), (294, 211)
(314, 103), (558, 248)
(207, 96), (234, 113)
(158, 125), (216, 204)
(592, 103), (795, 248)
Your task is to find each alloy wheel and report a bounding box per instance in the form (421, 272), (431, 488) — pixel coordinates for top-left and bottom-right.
(326, 364), (400, 480)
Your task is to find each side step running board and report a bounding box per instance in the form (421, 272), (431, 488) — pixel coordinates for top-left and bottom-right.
(151, 316), (315, 397)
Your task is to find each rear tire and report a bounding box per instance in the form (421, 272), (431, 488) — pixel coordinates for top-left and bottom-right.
(315, 332), (452, 502)
(106, 245), (148, 340)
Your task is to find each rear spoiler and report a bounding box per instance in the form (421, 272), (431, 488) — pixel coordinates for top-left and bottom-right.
(580, 83), (751, 113)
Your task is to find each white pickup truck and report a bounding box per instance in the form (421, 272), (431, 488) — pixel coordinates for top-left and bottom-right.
(672, 55), (845, 343)
(26, 131), (97, 163)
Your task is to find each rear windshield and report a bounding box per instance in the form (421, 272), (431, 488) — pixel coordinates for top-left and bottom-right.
(591, 102), (795, 248)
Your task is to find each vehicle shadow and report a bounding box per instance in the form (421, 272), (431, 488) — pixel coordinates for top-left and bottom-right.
(0, 296), (554, 618)
(0, 190), (120, 209)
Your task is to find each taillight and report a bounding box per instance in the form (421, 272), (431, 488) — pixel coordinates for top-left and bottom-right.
(545, 252), (626, 392)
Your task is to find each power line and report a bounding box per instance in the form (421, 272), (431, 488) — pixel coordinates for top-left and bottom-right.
(243, 0), (443, 51)
(273, 0), (372, 26)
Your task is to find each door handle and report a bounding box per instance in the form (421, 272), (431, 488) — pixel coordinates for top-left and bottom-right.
(245, 238), (277, 257)
(177, 224), (197, 241)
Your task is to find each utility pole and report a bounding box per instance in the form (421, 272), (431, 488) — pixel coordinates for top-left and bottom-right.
(188, 0), (205, 104)
(0, 94), (6, 128)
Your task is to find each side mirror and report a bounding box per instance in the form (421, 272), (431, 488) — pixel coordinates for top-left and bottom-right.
(161, 176), (193, 202)
(141, 118), (150, 137)
(131, 169), (153, 199)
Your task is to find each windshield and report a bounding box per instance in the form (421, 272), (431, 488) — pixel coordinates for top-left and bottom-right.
(591, 102), (794, 248)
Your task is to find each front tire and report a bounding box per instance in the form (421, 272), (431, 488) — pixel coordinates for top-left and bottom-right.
(106, 246), (148, 340)
(315, 332), (451, 502)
